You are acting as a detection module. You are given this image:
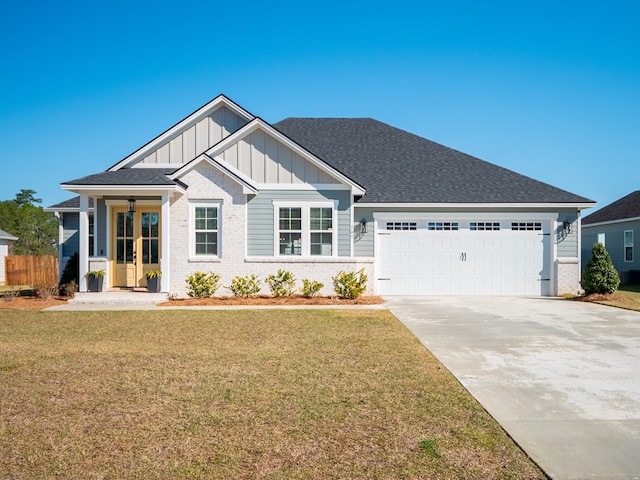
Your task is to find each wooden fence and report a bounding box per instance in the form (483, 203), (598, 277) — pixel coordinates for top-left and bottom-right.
(4, 255), (59, 286)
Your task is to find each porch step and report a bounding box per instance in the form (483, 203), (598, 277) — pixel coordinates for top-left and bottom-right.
(70, 292), (168, 304)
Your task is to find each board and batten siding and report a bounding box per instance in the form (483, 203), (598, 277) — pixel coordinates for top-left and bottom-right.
(582, 219), (640, 281)
(140, 106), (249, 165)
(247, 190), (351, 257)
(221, 129), (335, 185)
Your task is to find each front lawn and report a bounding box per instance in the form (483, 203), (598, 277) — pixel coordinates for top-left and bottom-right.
(0, 309), (544, 479)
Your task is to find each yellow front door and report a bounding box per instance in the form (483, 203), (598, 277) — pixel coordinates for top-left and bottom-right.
(112, 208), (160, 288)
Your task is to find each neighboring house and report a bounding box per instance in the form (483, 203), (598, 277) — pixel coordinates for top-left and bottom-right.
(581, 191), (640, 284)
(46, 94), (595, 297)
(0, 229), (18, 285)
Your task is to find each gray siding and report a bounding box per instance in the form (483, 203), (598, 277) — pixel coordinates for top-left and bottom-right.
(96, 199), (108, 256)
(582, 219), (640, 282)
(247, 190), (351, 256)
(62, 213), (79, 258)
(556, 210), (579, 258)
(353, 207), (375, 257)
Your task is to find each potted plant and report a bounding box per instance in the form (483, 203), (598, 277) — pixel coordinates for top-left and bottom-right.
(86, 270), (105, 292)
(146, 270), (162, 293)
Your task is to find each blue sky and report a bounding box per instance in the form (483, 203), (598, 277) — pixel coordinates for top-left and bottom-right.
(1, 0), (638, 214)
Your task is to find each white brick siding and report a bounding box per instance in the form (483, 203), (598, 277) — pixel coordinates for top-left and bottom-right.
(556, 257), (581, 295)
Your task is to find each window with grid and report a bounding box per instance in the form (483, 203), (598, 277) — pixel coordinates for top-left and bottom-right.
(625, 230), (634, 262)
(194, 206), (218, 256)
(279, 207), (302, 255)
(511, 222), (542, 231)
(386, 222), (417, 231)
(310, 207), (332, 255)
(470, 222), (500, 231)
(88, 214), (95, 257)
(428, 222), (459, 231)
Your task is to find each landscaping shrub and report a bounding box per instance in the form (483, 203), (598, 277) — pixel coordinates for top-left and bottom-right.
(301, 279), (324, 298)
(34, 283), (59, 300)
(332, 268), (367, 299)
(582, 243), (620, 294)
(60, 279), (78, 298)
(265, 269), (296, 297)
(228, 274), (261, 298)
(186, 271), (221, 298)
(59, 252), (79, 289)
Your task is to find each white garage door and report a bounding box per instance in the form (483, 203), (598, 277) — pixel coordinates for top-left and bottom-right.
(377, 219), (551, 296)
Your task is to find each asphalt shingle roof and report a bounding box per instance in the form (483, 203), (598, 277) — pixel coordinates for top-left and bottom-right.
(46, 197), (95, 210)
(62, 168), (177, 186)
(274, 118), (593, 204)
(582, 191), (640, 225)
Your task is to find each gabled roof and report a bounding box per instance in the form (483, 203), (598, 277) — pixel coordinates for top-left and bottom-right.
(204, 117), (365, 194)
(582, 191), (640, 225)
(274, 118), (594, 205)
(0, 229), (17, 241)
(169, 154), (258, 194)
(108, 94), (255, 171)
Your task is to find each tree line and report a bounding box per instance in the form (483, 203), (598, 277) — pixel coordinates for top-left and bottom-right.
(0, 189), (58, 255)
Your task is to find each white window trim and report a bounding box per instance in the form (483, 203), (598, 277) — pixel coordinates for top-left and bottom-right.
(624, 230), (634, 262)
(189, 200), (222, 261)
(272, 200), (338, 257)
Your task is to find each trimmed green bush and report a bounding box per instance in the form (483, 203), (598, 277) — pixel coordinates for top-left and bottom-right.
(301, 279), (324, 298)
(228, 274), (261, 298)
(332, 268), (368, 299)
(582, 243), (620, 294)
(59, 252), (79, 289)
(186, 271), (221, 298)
(266, 269), (296, 297)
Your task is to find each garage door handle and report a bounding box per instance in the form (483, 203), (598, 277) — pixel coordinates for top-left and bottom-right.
(460, 252), (467, 262)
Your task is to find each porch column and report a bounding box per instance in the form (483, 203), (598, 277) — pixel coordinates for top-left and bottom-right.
(161, 193), (170, 292)
(78, 194), (89, 292)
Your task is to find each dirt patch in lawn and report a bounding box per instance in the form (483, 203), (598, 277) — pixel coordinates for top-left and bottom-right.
(159, 295), (384, 307)
(0, 296), (69, 311)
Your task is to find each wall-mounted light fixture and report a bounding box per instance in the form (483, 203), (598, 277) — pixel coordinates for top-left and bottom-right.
(562, 221), (572, 236)
(128, 198), (136, 213)
(360, 218), (367, 234)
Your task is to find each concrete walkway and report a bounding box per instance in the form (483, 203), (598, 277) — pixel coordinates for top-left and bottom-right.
(385, 296), (640, 480)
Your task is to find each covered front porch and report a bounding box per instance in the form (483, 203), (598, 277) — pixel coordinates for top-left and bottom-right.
(63, 176), (184, 293)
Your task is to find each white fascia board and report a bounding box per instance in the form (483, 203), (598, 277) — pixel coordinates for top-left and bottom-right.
(257, 183), (351, 191)
(373, 211), (559, 221)
(169, 154), (258, 194)
(61, 184), (186, 197)
(43, 206), (95, 213)
(108, 95), (255, 172)
(582, 216), (640, 228)
(356, 202), (596, 209)
(206, 118), (366, 196)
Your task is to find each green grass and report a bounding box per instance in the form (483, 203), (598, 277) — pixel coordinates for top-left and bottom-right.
(0, 309), (545, 479)
(584, 284), (640, 311)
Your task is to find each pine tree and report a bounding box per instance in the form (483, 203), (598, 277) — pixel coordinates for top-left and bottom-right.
(582, 243), (620, 294)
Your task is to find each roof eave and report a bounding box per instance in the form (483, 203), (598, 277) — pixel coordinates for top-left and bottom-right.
(61, 184), (186, 196)
(354, 201), (597, 209)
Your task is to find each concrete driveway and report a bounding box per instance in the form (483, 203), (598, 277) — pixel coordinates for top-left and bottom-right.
(384, 296), (640, 480)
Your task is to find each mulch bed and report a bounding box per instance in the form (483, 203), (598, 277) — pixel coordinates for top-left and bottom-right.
(159, 295), (384, 307)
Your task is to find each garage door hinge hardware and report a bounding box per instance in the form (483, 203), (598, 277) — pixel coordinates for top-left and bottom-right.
(539, 233), (551, 236)
(460, 252), (467, 262)
(378, 232), (391, 236)
(378, 278), (391, 281)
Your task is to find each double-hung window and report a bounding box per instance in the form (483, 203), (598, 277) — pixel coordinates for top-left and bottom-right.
(190, 202), (221, 258)
(625, 230), (634, 262)
(275, 202), (337, 257)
